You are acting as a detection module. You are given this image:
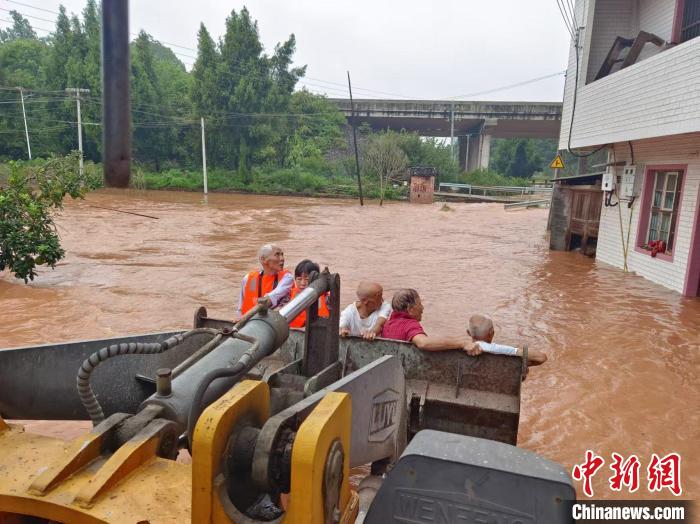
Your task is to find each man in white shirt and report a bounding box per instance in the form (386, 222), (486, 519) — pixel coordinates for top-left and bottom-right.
(339, 281), (392, 340)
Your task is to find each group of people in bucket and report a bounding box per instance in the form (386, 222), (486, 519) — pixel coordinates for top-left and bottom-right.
(237, 244), (547, 368)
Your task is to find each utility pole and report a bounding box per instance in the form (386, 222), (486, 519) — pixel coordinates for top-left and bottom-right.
(16, 87), (32, 160)
(450, 103), (455, 163)
(102, 0), (131, 188)
(200, 117), (208, 195)
(66, 88), (90, 175)
(347, 71), (364, 206)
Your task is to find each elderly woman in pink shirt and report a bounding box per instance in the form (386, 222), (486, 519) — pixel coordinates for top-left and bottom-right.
(381, 288), (475, 353)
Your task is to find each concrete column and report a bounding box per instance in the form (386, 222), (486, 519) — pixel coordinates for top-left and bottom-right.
(459, 134), (482, 173)
(479, 133), (492, 170)
(467, 135), (481, 172)
(458, 136), (468, 171)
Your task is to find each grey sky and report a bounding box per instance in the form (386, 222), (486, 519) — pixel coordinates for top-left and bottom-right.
(2, 0), (573, 102)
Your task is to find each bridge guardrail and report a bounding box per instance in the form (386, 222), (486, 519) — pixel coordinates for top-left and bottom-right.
(438, 183), (553, 197)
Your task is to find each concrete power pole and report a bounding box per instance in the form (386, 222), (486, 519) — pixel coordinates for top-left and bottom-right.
(200, 117), (208, 195)
(450, 103), (455, 163)
(17, 87), (32, 160)
(66, 88), (91, 175)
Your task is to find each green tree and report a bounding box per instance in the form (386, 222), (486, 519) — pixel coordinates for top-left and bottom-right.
(210, 7), (304, 177)
(360, 130), (459, 182)
(285, 90), (346, 170)
(364, 132), (409, 205)
(0, 37), (50, 159)
(44, 6), (78, 154)
(191, 24), (222, 167)
(0, 153), (97, 282)
(218, 7), (269, 177)
(79, 0), (102, 161)
(0, 11), (37, 43)
(490, 138), (543, 179)
(131, 32), (169, 171)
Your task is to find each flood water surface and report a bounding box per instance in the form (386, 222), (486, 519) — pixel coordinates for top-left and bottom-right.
(1, 189), (698, 499)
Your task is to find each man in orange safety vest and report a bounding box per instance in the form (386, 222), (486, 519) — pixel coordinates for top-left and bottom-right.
(237, 244), (293, 317)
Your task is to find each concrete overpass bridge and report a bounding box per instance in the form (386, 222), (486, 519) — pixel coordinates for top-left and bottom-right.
(331, 99), (562, 172)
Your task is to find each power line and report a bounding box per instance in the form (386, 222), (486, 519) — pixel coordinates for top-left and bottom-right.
(81, 94), (342, 120)
(4, 2), (566, 104)
(555, 0), (575, 40)
(4, 0), (198, 52)
(0, 7), (54, 24)
(304, 76), (413, 99)
(0, 97), (71, 104)
(8, 6), (552, 103)
(0, 124), (71, 135)
(0, 16), (52, 33)
(5, 0), (59, 15)
(0, 83), (69, 94)
(566, 0), (578, 29)
(443, 71), (565, 100)
(2, 7), (199, 62)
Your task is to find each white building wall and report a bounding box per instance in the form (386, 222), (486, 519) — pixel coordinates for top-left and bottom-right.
(635, 0), (676, 61)
(586, 0), (635, 84)
(596, 134), (700, 293)
(583, 0), (676, 84)
(559, 35), (700, 149)
(560, 0), (592, 151)
(560, 0), (700, 151)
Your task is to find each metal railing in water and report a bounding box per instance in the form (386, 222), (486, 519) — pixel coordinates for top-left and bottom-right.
(438, 182), (553, 197)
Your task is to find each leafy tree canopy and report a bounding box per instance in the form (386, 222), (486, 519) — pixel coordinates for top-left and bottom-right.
(0, 153), (99, 282)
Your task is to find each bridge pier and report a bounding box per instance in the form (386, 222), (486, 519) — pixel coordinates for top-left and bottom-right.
(458, 130), (493, 172)
(480, 133), (492, 170)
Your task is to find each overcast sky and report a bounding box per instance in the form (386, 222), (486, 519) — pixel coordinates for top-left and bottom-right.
(2, 0), (574, 102)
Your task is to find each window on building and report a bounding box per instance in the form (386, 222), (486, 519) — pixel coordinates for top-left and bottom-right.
(645, 171), (683, 252)
(680, 0), (700, 42)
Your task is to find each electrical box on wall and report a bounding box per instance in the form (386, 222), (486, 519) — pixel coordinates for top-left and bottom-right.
(620, 165), (637, 198)
(602, 171), (615, 191)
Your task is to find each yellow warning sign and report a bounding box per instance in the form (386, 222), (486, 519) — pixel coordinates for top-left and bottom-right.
(549, 154), (565, 169)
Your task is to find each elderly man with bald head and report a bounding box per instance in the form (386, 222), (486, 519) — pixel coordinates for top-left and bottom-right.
(467, 314), (547, 366)
(237, 244), (294, 317)
(339, 281), (392, 340)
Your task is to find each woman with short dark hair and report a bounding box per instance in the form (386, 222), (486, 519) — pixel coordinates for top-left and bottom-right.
(288, 259), (329, 328)
(382, 289), (471, 352)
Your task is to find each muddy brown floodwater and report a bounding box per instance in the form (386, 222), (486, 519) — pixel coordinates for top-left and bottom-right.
(1, 189), (698, 500)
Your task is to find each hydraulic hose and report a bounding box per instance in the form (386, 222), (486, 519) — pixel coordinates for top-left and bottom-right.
(186, 337), (261, 447)
(186, 364), (247, 449)
(77, 328), (219, 425)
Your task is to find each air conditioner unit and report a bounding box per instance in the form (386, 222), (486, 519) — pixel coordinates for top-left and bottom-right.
(602, 171), (615, 191)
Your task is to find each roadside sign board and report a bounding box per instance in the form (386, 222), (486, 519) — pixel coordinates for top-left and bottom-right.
(549, 154), (565, 169)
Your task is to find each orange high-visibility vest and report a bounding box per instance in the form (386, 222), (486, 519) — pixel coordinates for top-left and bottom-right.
(240, 269), (291, 315)
(288, 286), (330, 328)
